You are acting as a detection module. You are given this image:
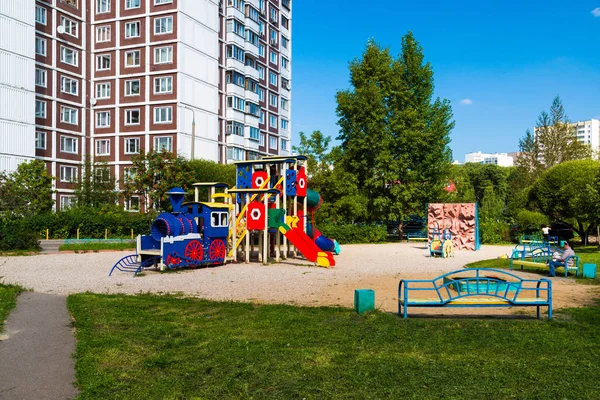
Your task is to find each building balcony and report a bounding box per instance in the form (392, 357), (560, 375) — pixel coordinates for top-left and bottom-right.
(245, 89), (259, 104)
(226, 32), (246, 49)
(280, 67), (290, 79)
(226, 133), (246, 147)
(245, 64), (260, 81)
(226, 58), (245, 73)
(225, 108), (246, 122)
(280, 45), (290, 58)
(245, 41), (259, 57)
(244, 113), (259, 125)
(226, 5), (244, 21)
(245, 18), (260, 35)
(279, 107), (290, 119)
(226, 83), (245, 98)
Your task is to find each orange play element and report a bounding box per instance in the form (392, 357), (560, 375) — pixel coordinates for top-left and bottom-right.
(279, 225), (335, 267)
(246, 202), (267, 230)
(252, 171), (268, 189)
(296, 167), (307, 197)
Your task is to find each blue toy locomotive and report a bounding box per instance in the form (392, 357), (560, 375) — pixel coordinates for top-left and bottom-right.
(109, 188), (232, 276)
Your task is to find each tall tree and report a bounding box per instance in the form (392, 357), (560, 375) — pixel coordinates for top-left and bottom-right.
(122, 150), (194, 210)
(336, 32), (454, 222)
(517, 96), (591, 181)
(292, 130), (332, 177)
(75, 157), (119, 208)
(0, 160), (54, 216)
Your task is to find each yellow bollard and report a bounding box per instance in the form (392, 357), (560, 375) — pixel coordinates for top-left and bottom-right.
(131, 228), (134, 239)
(46, 229), (49, 240)
(77, 228), (80, 240)
(105, 229), (108, 240)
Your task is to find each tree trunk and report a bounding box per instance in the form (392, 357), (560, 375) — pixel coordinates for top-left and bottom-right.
(577, 220), (587, 246)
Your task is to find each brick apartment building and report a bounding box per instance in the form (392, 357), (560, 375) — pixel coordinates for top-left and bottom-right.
(0, 0), (292, 210)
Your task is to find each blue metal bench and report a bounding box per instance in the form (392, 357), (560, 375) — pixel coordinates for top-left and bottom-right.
(398, 268), (552, 319)
(406, 230), (428, 242)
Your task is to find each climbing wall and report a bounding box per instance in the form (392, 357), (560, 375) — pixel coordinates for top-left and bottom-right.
(428, 203), (479, 251)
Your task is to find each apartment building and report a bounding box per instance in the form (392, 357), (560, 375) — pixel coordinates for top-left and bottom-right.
(572, 119), (600, 152)
(0, 0), (36, 172)
(464, 151), (514, 167)
(1, 0), (292, 209)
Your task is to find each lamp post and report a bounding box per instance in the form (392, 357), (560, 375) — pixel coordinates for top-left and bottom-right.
(182, 105), (196, 160)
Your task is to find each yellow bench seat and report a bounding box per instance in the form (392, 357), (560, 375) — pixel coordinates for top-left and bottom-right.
(399, 297), (548, 306)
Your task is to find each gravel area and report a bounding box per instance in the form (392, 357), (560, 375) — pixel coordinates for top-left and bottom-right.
(1, 243), (596, 313)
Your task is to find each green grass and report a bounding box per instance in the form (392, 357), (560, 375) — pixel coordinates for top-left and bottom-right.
(59, 242), (135, 252)
(0, 284), (24, 332)
(68, 293), (600, 399)
(466, 246), (600, 285)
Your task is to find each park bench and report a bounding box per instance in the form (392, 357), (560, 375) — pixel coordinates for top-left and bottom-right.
(398, 268), (552, 319)
(406, 230), (428, 242)
(510, 254), (580, 277)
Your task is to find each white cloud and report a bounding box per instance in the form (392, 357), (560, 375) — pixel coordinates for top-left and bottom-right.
(460, 98), (473, 105)
(592, 7), (600, 17)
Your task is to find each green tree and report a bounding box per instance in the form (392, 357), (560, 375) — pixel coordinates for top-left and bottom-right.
(529, 159), (600, 244)
(292, 130), (332, 177)
(0, 159), (54, 216)
(122, 150), (194, 210)
(188, 159), (236, 201)
(75, 157), (118, 208)
(336, 33), (454, 223)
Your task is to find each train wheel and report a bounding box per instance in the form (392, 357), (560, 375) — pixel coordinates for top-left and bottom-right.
(209, 239), (226, 261)
(166, 254), (179, 267)
(185, 240), (204, 262)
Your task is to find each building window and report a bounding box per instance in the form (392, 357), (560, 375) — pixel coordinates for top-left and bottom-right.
(96, 26), (110, 42)
(226, 45), (245, 62)
(96, 82), (111, 99)
(281, 35), (289, 49)
(125, 79), (140, 96)
(282, 57), (289, 70)
(269, 7), (278, 23)
(60, 106), (78, 125)
(125, 0), (140, 9)
(124, 197), (140, 212)
(60, 166), (78, 183)
(95, 139), (110, 155)
(61, 0), (78, 8)
(260, 133), (265, 146)
(269, 93), (277, 107)
(269, 136), (277, 149)
(227, 147), (246, 161)
(125, 50), (140, 67)
(226, 19), (245, 37)
(96, 54), (111, 70)
(95, 167), (111, 183)
(124, 138), (140, 154)
(155, 0), (172, 4)
(61, 16), (78, 37)
(246, 29), (260, 47)
(60, 136), (78, 153)
(257, 88), (264, 101)
(154, 76), (172, 94)
(125, 21), (141, 38)
(35, 6), (47, 25)
(96, 111), (110, 128)
(257, 65), (265, 80)
(258, 44), (265, 57)
(269, 72), (278, 86)
(269, 115), (277, 128)
(60, 46), (78, 66)
(226, 121), (244, 136)
(281, 139), (288, 151)
(249, 127), (260, 141)
(61, 76), (78, 95)
(269, 29), (278, 45)
(35, 100), (46, 118)
(154, 16), (173, 34)
(211, 211), (229, 227)
(226, 96), (245, 111)
(123, 167), (137, 182)
(246, 6), (260, 23)
(154, 107), (172, 123)
(280, 97), (288, 110)
(281, 15), (289, 29)
(269, 50), (278, 65)
(226, 71), (245, 87)
(154, 136), (172, 151)
(125, 109), (140, 125)
(35, 38), (46, 56)
(259, 110), (264, 125)
(246, 102), (259, 116)
(35, 69), (47, 88)
(281, 119), (288, 130)
(60, 195), (77, 209)
(96, 0), (110, 13)
(35, 131), (46, 150)
(154, 46), (173, 64)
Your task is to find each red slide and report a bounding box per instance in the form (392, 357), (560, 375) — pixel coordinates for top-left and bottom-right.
(283, 226), (335, 267)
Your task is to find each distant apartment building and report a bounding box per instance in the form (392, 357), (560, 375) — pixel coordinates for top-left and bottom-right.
(464, 151), (514, 167)
(1, 0), (292, 210)
(571, 119), (600, 152)
(0, 0), (36, 172)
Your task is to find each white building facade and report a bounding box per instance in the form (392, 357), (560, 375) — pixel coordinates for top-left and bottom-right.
(464, 151), (514, 167)
(0, 0), (36, 172)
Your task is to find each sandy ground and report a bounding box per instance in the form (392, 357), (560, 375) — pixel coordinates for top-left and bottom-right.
(0, 243), (598, 317)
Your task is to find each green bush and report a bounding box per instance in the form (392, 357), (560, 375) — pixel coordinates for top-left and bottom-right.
(318, 223), (387, 244)
(32, 206), (157, 239)
(0, 217), (40, 251)
(514, 209), (549, 234)
(480, 218), (510, 244)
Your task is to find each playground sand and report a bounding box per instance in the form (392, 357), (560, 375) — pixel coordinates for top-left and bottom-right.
(0, 243), (597, 316)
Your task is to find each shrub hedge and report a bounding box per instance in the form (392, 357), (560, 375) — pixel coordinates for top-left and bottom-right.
(318, 223), (388, 244)
(0, 217), (40, 251)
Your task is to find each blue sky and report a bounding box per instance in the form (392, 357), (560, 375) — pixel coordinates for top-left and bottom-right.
(290, 1), (600, 162)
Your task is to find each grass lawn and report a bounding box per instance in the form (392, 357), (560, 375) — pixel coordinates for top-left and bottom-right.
(0, 284), (24, 332)
(68, 293), (600, 399)
(59, 242), (135, 252)
(466, 246), (600, 285)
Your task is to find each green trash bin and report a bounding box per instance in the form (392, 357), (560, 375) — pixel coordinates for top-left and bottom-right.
(354, 289), (375, 314)
(559, 240), (565, 247)
(583, 264), (597, 279)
